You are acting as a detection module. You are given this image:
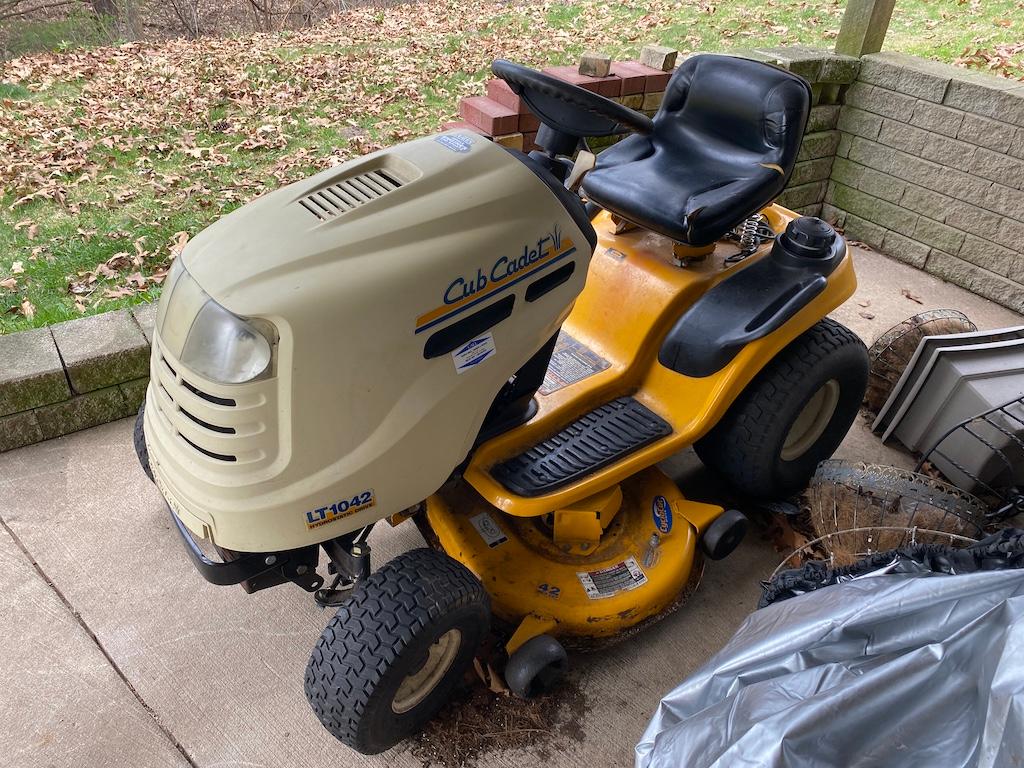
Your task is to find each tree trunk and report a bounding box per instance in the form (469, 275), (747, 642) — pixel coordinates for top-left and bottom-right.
(90, 0), (117, 16)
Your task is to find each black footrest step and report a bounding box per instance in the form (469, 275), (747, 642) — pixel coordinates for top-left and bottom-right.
(491, 397), (672, 497)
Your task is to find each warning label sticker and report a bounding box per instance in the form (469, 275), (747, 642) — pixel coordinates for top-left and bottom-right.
(540, 331), (611, 395)
(577, 557), (648, 600)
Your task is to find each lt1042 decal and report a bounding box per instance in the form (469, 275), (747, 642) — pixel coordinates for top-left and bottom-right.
(306, 490), (376, 530)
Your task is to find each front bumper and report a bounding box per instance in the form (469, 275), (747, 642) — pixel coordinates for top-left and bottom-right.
(165, 500), (323, 593)
(138, 402), (325, 594)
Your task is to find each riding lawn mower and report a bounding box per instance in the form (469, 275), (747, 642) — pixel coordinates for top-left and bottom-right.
(134, 53), (869, 753)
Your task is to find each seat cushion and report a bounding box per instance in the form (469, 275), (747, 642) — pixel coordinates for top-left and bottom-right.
(582, 54), (811, 246)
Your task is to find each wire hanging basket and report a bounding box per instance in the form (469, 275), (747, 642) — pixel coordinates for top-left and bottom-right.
(915, 394), (1024, 522)
(864, 309), (976, 415)
(796, 460), (988, 568)
(771, 525), (979, 578)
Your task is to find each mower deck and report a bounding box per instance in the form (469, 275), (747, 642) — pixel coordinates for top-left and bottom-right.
(425, 466), (723, 644)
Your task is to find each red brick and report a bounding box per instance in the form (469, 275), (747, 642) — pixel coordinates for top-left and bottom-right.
(441, 120), (487, 135)
(459, 96), (519, 136)
(523, 131), (539, 152)
(518, 112), (540, 132)
(617, 60), (672, 93)
(485, 79), (531, 115)
(542, 65), (622, 98)
(610, 62), (647, 95)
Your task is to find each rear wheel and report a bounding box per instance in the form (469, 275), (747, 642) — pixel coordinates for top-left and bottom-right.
(695, 318), (868, 499)
(305, 548), (490, 754)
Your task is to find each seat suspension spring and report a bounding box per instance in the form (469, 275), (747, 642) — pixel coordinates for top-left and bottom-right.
(725, 213), (775, 266)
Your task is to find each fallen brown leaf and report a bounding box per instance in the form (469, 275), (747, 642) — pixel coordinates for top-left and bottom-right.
(169, 231), (190, 258)
(103, 286), (135, 299)
(901, 288), (924, 304)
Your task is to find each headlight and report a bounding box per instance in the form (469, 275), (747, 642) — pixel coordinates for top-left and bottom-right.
(157, 259), (275, 384)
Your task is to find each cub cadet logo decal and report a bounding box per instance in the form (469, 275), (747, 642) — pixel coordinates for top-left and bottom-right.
(652, 495), (673, 535)
(415, 225), (576, 334)
(306, 490), (376, 530)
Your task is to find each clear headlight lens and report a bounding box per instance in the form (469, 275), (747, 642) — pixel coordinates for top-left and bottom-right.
(180, 300), (273, 384)
(157, 260), (274, 384)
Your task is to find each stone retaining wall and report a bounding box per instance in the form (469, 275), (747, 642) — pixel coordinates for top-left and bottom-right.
(822, 52), (1024, 313)
(0, 305), (154, 452)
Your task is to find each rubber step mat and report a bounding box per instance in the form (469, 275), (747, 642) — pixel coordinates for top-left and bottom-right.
(491, 397), (672, 497)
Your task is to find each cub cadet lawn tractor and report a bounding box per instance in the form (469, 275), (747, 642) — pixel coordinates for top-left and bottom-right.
(134, 54), (868, 754)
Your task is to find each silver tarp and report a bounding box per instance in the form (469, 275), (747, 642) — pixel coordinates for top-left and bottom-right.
(636, 570), (1024, 768)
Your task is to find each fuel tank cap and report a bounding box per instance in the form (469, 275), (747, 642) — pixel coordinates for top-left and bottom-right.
(776, 216), (837, 260)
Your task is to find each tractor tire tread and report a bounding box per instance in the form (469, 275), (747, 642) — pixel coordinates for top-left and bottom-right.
(695, 318), (867, 498)
(304, 548), (489, 752)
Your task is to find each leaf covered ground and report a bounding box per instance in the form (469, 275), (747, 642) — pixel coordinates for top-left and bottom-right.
(2, 0), (1022, 332)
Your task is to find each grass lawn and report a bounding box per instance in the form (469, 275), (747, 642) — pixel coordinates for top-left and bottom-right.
(1, 0), (1022, 333)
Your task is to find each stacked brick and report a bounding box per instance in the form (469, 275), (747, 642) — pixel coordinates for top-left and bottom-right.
(444, 45), (860, 222)
(824, 52), (1024, 313)
(444, 49), (675, 154)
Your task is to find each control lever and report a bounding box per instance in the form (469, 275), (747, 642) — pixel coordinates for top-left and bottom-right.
(564, 150), (596, 192)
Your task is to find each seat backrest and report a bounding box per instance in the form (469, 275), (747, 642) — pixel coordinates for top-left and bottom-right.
(657, 54), (811, 167)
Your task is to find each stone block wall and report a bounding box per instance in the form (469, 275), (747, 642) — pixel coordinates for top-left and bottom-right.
(0, 306), (153, 452)
(737, 46), (860, 217)
(822, 51), (1024, 313)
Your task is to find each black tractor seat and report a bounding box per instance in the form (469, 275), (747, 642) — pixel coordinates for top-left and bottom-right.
(582, 54), (812, 247)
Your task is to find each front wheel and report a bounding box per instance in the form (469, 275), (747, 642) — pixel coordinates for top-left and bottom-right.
(695, 318), (868, 499)
(304, 548), (490, 754)
(134, 403), (153, 482)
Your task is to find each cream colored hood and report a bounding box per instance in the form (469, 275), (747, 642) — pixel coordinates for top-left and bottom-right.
(146, 131), (596, 551)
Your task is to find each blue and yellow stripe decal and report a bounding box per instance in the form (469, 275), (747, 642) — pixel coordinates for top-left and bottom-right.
(415, 238), (576, 334)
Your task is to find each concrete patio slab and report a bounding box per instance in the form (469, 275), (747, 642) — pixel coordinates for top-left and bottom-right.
(1, 246), (1021, 767)
(832, 246), (1024, 343)
(0, 418), (776, 767)
(0, 523), (190, 768)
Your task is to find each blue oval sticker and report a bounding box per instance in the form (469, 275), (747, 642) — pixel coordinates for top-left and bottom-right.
(652, 495), (673, 535)
(435, 134), (474, 153)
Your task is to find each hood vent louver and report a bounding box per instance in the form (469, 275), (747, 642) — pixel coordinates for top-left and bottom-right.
(299, 169), (405, 220)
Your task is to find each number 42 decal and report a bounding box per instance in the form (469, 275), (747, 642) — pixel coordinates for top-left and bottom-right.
(537, 583), (561, 599)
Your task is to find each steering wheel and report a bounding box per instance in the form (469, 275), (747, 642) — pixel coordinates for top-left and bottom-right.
(492, 59), (654, 142)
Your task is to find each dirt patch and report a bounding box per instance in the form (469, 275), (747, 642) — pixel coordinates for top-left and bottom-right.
(411, 675), (589, 768)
